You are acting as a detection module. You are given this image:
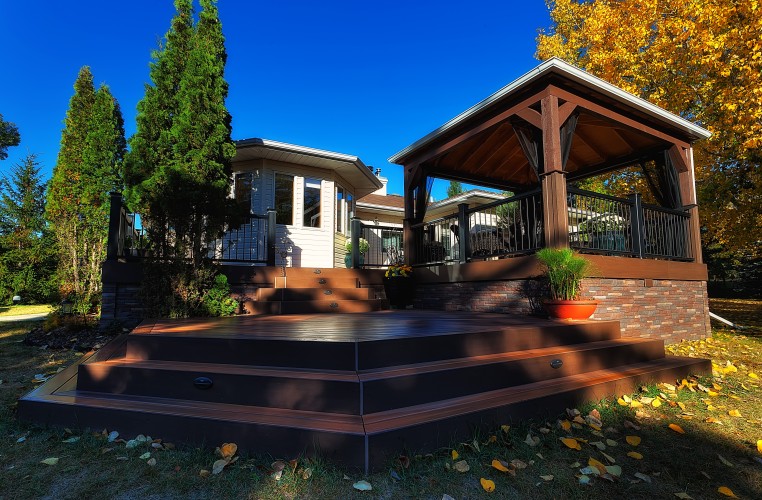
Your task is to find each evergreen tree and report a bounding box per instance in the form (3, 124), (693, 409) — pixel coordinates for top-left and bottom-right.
(46, 67), (125, 312)
(125, 0), (194, 257)
(0, 113), (20, 160)
(0, 154), (58, 303)
(125, 0), (234, 263)
(446, 181), (463, 198)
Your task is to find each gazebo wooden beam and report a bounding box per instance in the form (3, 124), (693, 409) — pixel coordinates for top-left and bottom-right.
(540, 94), (569, 248)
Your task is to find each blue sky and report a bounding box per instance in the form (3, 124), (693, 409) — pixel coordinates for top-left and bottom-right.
(0, 1), (552, 201)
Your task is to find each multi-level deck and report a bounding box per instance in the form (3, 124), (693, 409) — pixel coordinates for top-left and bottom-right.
(19, 309), (709, 471)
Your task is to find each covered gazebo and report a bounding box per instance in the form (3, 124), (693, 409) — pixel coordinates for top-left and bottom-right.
(388, 58), (712, 342)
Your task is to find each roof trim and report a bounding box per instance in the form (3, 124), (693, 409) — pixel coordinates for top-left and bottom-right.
(236, 137), (382, 189)
(388, 58), (711, 164)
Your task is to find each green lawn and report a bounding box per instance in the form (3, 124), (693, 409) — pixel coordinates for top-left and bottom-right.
(0, 304), (52, 317)
(0, 301), (760, 499)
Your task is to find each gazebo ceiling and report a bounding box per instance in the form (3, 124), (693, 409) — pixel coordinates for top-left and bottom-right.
(390, 58), (711, 190)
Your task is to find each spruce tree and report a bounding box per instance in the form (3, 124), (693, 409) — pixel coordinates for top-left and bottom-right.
(46, 67), (125, 312)
(0, 154), (58, 303)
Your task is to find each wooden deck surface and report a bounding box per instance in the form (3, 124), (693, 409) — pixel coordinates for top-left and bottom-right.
(135, 310), (569, 341)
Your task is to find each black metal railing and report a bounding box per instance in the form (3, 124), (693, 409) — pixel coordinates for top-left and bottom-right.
(106, 193), (276, 265)
(465, 189), (544, 260)
(567, 187), (693, 261)
(407, 190), (543, 266)
(207, 212), (274, 263)
(358, 223), (404, 268)
(641, 203), (693, 260)
(409, 213), (460, 266)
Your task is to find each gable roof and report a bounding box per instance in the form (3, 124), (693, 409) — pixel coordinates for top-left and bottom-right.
(389, 57), (711, 166)
(234, 138), (383, 197)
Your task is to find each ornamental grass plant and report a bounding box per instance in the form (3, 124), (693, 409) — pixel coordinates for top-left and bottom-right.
(536, 247), (591, 301)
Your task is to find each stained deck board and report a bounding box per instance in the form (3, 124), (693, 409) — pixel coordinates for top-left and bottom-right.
(135, 310), (602, 341)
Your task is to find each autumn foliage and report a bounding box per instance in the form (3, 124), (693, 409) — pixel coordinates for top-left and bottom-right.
(537, 0), (761, 262)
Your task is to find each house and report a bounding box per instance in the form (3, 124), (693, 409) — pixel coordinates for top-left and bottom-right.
(220, 138), (382, 268)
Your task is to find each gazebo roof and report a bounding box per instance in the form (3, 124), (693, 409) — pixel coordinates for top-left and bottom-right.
(389, 58), (711, 190)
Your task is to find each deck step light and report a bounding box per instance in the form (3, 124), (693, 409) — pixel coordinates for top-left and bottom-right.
(550, 359), (563, 369)
(193, 377), (213, 390)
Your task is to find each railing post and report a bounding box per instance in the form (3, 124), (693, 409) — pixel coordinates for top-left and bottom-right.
(629, 193), (644, 258)
(266, 208), (276, 266)
(457, 203), (469, 264)
(351, 217), (361, 269)
(106, 192), (123, 261)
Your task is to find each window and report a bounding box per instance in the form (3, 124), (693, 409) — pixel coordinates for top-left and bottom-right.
(303, 177), (322, 227)
(336, 186), (345, 232)
(274, 173), (294, 225)
(234, 171), (259, 213)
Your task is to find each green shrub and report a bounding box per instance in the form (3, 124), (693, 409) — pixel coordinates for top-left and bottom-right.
(202, 274), (237, 316)
(140, 261), (237, 318)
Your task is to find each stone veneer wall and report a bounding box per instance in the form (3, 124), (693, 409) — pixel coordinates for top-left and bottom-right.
(413, 278), (711, 344)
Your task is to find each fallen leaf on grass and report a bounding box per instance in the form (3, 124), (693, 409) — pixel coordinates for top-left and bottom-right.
(606, 439), (618, 447)
(559, 420), (572, 432)
(605, 465), (622, 477)
(147, 458), (156, 466)
(624, 420), (641, 431)
(629, 400), (643, 408)
(652, 398), (662, 408)
(589, 441), (606, 450)
(302, 467), (313, 480)
(199, 469), (210, 478)
(757, 439), (762, 454)
(524, 433), (540, 447)
(217, 442), (237, 459)
(626, 435), (641, 446)
(451, 449), (459, 460)
(139, 452), (151, 460)
(40, 457), (59, 465)
(453, 460), (470, 473)
(480, 478), (495, 492)
(500, 424), (510, 433)
(540, 474), (554, 481)
(602, 452), (616, 464)
(705, 417), (723, 424)
(728, 409), (742, 417)
(491, 459), (513, 474)
(62, 436), (80, 444)
(588, 457), (607, 474)
(212, 459), (229, 475)
(578, 474), (591, 485)
(634, 472), (652, 483)
(353, 480), (372, 491)
(560, 437), (581, 450)
(511, 459), (528, 469)
(717, 454), (734, 467)
(669, 423), (686, 434)
(717, 486), (737, 497)
(748, 372), (758, 379)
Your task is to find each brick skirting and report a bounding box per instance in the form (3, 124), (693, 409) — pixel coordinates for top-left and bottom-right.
(413, 278), (710, 344)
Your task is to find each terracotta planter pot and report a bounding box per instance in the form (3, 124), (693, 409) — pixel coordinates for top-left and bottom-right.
(542, 300), (598, 320)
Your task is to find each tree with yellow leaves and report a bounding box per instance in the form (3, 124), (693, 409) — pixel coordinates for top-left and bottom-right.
(537, 0), (761, 280)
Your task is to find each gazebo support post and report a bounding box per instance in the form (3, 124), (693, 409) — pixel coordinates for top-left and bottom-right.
(540, 94), (570, 248)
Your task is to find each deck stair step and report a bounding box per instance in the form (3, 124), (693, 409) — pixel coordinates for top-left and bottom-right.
(241, 268), (387, 315)
(18, 311), (711, 472)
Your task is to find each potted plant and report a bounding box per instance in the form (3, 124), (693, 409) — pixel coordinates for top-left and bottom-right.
(344, 238), (369, 268)
(383, 263), (414, 309)
(535, 247), (597, 320)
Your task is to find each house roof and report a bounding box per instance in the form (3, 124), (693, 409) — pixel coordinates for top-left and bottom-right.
(356, 189), (506, 219)
(234, 138), (383, 198)
(356, 193), (405, 211)
(389, 58), (711, 167)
